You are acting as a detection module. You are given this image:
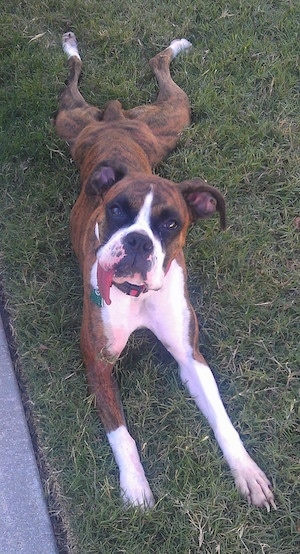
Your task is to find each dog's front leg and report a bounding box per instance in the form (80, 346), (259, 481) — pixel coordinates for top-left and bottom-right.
(107, 425), (155, 508)
(147, 259), (276, 510)
(80, 301), (155, 509)
(178, 355), (276, 510)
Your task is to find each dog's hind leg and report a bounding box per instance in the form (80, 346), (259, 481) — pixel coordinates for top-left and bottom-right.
(150, 39), (192, 105)
(126, 39), (192, 161)
(60, 32), (84, 110)
(55, 32), (103, 144)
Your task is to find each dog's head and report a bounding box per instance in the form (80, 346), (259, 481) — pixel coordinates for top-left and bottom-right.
(89, 172), (226, 305)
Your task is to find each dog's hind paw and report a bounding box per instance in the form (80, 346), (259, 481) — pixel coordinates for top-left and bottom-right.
(169, 38), (192, 59)
(62, 32), (81, 60)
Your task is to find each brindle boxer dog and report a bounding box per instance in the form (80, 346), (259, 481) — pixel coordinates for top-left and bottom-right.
(55, 32), (276, 510)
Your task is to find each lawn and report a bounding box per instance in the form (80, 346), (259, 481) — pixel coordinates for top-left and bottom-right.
(0, 0), (299, 552)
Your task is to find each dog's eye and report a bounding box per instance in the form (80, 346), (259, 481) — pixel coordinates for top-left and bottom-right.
(162, 219), (179, 231)
(109, 204), (123, 218)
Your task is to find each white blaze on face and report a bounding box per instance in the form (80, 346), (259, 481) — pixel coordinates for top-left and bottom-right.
(134, 190), (154, 229)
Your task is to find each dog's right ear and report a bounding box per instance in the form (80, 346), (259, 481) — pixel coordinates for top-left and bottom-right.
(85, 163), (125, 196)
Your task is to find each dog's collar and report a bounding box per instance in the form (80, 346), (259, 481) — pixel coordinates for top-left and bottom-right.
(113, 281), (148, 297)
(91, 282), (148, 307)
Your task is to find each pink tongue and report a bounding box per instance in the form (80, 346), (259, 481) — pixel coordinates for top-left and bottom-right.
(97, 263), (114, 305)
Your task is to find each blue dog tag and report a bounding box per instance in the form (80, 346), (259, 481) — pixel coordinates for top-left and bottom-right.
(90, 288), (103, 307)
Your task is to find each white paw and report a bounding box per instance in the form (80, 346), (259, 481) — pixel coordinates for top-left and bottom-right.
(232, 458), (276, 511)
(62, 32), (81, 60)
(169, 38), (192, 59)
(120, 471), (155, 509)
(107, 426), (155, 509)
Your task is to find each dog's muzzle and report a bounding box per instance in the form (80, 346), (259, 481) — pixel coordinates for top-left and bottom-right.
(97, 231), (155, 305)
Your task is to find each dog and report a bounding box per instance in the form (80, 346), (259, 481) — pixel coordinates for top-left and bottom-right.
(55, 32), (276, 511)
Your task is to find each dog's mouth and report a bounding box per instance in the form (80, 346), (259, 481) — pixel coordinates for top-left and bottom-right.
(97, 263), (150, 305)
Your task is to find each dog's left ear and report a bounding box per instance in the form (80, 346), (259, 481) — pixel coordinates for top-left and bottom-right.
(178, 178), (226, 230)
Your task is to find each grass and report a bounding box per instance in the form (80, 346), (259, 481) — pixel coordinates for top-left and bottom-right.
(0, 0), (299, 552)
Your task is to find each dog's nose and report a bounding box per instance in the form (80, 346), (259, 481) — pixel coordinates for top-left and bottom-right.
(124, 232), (153, 254)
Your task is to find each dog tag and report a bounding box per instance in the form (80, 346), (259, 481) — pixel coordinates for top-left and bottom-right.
(90, 288), (104, 307)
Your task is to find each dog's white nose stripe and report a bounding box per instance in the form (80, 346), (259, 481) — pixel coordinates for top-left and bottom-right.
(134, 190), (153, 229)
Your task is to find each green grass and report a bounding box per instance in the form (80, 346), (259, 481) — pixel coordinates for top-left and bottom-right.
(0, 1), (299, 552)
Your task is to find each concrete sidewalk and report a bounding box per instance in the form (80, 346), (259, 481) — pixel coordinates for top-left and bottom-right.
(0, 314), (58, 553)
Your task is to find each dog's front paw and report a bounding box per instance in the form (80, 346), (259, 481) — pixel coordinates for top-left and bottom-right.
(120, 471), (155, 509)
(232, 458), (276, 511)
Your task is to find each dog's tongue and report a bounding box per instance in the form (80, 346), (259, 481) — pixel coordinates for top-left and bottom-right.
(97, 263), (114, 305)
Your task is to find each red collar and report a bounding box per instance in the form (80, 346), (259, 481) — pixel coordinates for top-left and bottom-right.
(113, 281), (148, 297)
